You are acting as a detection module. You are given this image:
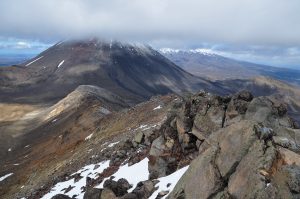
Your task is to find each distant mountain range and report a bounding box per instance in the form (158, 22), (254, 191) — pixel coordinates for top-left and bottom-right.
(160, 48), (300, 86)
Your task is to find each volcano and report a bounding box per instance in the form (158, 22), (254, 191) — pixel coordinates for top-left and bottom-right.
(0, 39), (221, 105)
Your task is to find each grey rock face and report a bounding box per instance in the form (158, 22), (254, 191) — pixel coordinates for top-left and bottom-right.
(168, 146), (223, 199)
(165, 91), (300, 199)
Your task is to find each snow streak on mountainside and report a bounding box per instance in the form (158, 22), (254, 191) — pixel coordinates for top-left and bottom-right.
(0, 39), (224, 105)
(160, 48), (300, 86)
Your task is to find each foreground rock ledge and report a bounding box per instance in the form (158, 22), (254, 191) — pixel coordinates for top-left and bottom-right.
(165, 91), (300, 199)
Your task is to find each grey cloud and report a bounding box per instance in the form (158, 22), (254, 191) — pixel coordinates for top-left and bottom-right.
(0, 0), (299, 68)
(0, 0), (300, 45)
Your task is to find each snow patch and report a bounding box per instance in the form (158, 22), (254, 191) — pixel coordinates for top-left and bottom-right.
(25, 56), (43, 66)
(190, 48), (214, 55)
(153, 105), (162, 110)
(8, 148), (11, 152)
(99, 107), (111, 115)
(0, 173), (13, 182)
(57, 60), (65, 68)
(160, 48), (216, 56)
(85, 133), (93, 141)
(41, 160), (110, 199)
(142, 124), (158, 131)
(139, 124), (148, 129)
(149, 166), (189, 199)
(96, 158), (149, 192)
(107, 141), (120, 148)
(52, 119), (58, 123)
(160, 48), (180, 54)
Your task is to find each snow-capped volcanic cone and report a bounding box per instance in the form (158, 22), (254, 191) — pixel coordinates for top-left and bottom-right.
(0, 39), (221, 105)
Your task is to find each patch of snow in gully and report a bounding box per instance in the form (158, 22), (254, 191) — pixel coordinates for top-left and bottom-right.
(0, 173), (13, 182)
(25, 56), (43, 66)
(96, 158), (149, 192)
(85, 133), (93, 141)
(41, 160), (110, 199)
(107, 141), (119, 148)
(57, 60), (65, 68)
(153, 105), (162, 110)
(139, 124), (148, 129)
(149, 166), (189, 199)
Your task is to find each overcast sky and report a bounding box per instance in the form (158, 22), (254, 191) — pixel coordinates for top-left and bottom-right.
(0, 0), (300, 68)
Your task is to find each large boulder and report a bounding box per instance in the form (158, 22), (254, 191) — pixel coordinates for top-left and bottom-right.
(100, 188), (117, 199)
(83, 188), (102, 199)
(176, 101), (193, 141)
(224, 90), (253, 126)
(273, 136), (300, 153)
(245, 96), (294, 129)
(227, 140), (277, 198)
(51, 194), (72, 199)
(214, 120), (258, 178)
(278, 147), (300, 166)
(267, 165), (300, 199)
(168, 146), (224, 199)
(131, 180), (155, 199)
(191, 105), (224, 140)
(134, 131), (144, 144)
(103, 178), (132, 197)
(148, 136), (169, 179)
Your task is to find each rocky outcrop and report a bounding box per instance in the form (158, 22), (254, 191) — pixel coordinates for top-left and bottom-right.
(103, 178), (132, 197)
(33, 90), (300, 199)
(165, 91), (300, 199)
(94, 90), (299, 199)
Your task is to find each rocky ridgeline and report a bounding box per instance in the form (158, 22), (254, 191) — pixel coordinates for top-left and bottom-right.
(50, 90), (300, 199)
(165, 91), (300, 199)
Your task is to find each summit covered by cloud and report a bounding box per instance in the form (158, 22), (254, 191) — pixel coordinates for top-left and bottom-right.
(0, 0), (300, 68)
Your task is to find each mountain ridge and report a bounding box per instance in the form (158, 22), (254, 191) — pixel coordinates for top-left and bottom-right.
(160, 48), (300, 86)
